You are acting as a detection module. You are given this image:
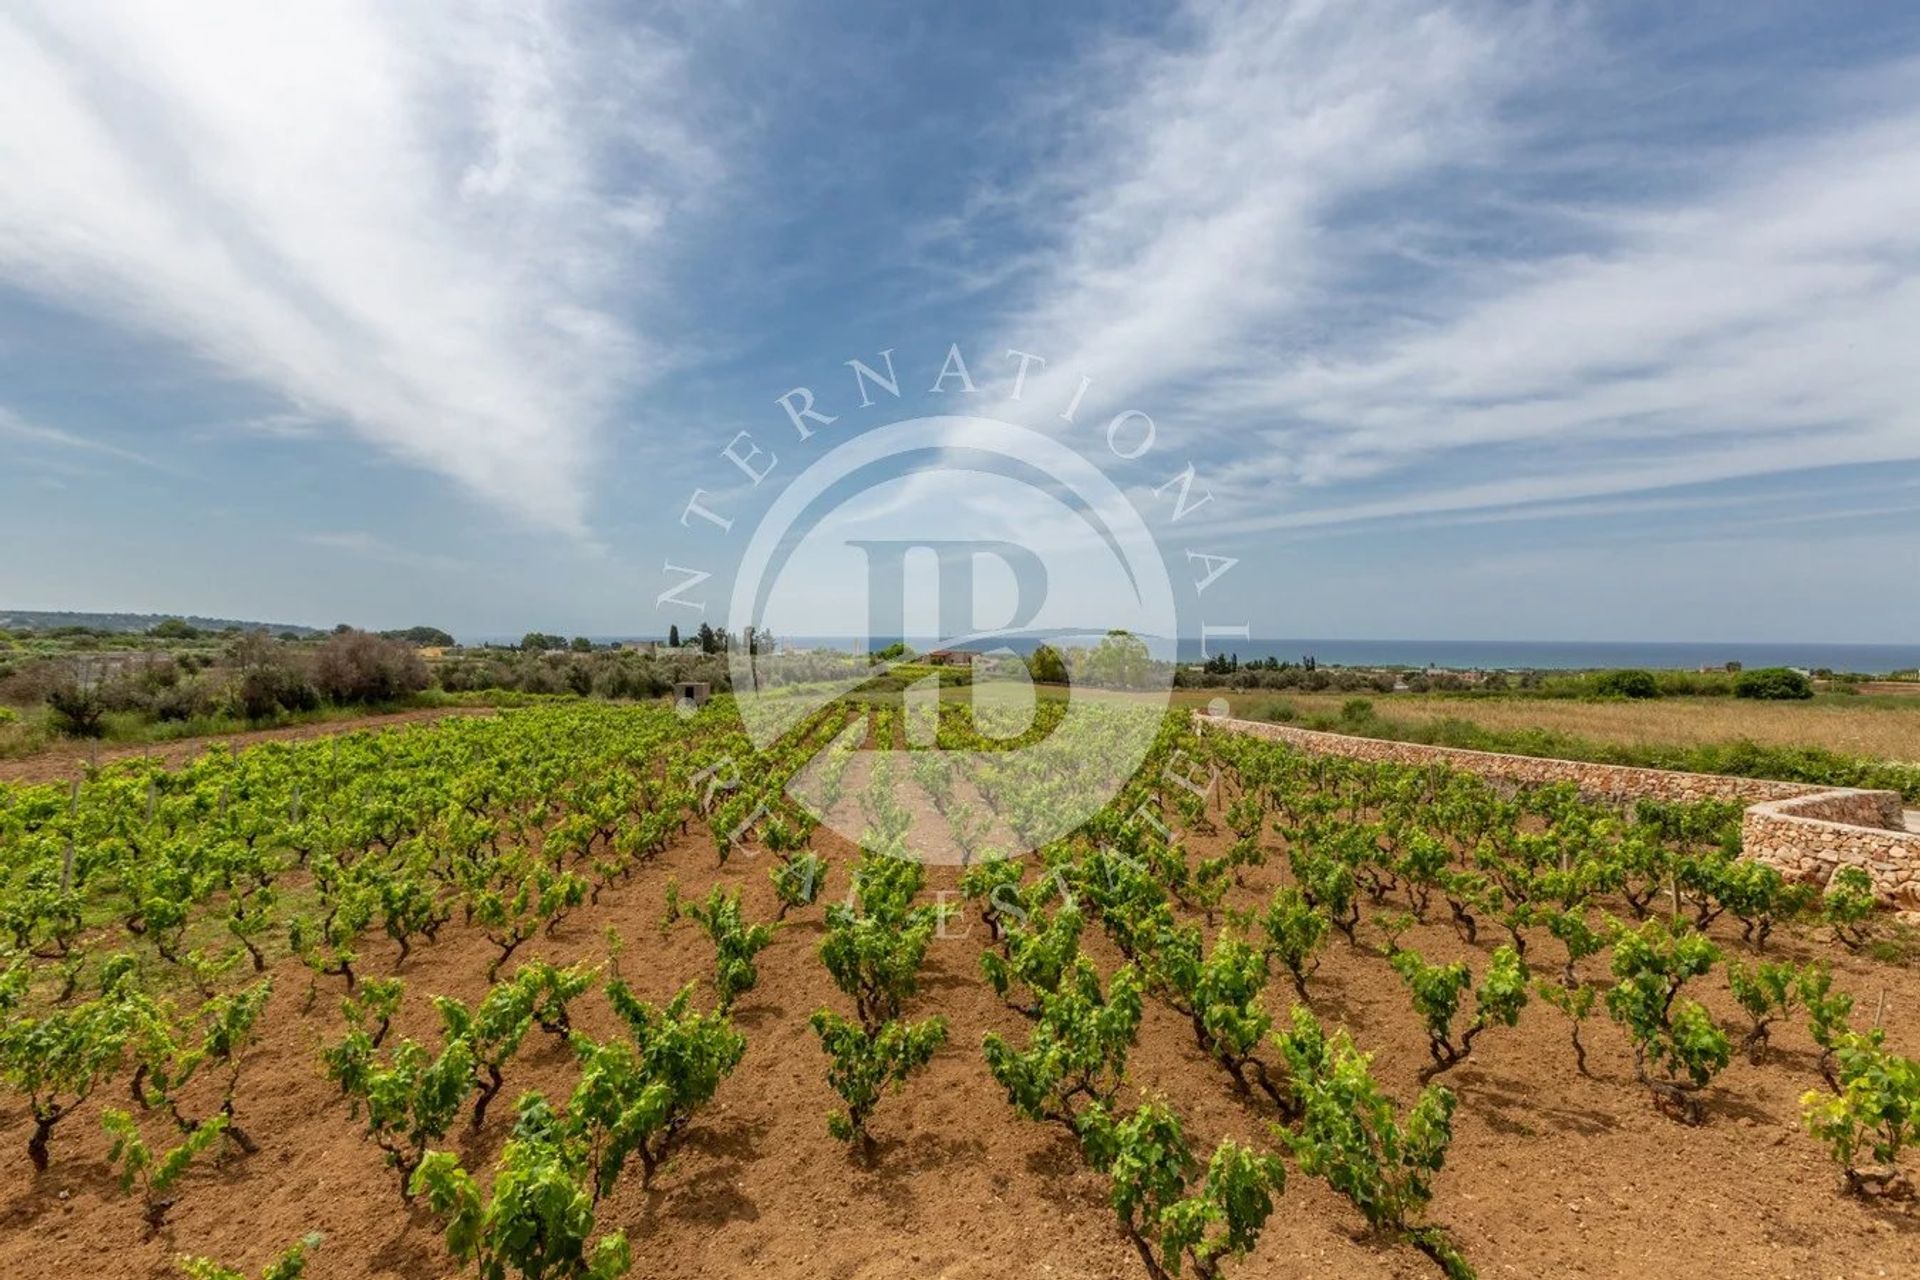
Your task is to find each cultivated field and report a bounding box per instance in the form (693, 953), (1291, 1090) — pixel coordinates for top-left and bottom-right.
(0, 707), (496, 786)
(1, 699), (1916, 1280)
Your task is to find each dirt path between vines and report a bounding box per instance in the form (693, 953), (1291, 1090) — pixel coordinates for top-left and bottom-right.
(0, 707), (495, 785)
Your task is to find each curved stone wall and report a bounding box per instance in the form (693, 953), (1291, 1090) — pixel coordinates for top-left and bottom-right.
(1744, 790), (1920, 908)
(1197, 713), (1920, 910)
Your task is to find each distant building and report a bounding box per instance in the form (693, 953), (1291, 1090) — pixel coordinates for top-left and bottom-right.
(674, 681), (711, 708)
(925, 649), (975, 666)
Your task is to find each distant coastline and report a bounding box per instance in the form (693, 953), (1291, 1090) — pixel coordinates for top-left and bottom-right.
(472, 634), (1919, 675)
(1159, 638), (1920, 674)
(0, 609), (323, 637)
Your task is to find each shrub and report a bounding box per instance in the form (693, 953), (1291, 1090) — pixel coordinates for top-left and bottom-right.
(980, 902), (1085, 1013)
(1257, 887), (1328, 1002)
(382, 626), (455, 647)
(1535, 973), (1598, 1075)
(177, 1233), (322, 1280)
(771, 852), (829, 920)
(820, 856), (943, 1025)
(1, 988), (138, 1170)
(1290, 847), (1360, 944)
(1823, 867), (1877, 950)
(152, 679), (217, 723)
(519, 662), (569, 696)
(233, 663), (320, 721)
(1274, 1006), (1472, 1278)
(312, 630), (430, 705)
(1801, 965), (1857, 1086)
(960, 858), (1027, 941)
(984, 960), (1143, 1130)
(1172, 935), (1295, 1110)
(462, 849), (587, 981)
(1026, 645), (1070, 684)
(1734, 667), (1813, 700)
(1076, 1099), (1285, 1280)
(1591, 669), (1659, 699)
(412, 1096), (630, 1280)
(341, 978), (406, 1048)
(810, 1010), (948, 1155)
(138, 976), (274, 1153)
(811, 850), (949, 1155)
(1705, 858), (1814, 950)
(324, 1024), (476, 1200)
(224, 634), (317, 719)
(1654, 670), (1735, 696)
(683, 887), (776, 1013)
(288, 869), (377, 993)
(584, 980), (745, 1187)
(101, 1109), (228, 1228)
(1727, 960), (1807, 1063)
(435, 660), (491, 694)
(433, 986), (536, 1131)
(505, 961), (594, 1040)
(1603, 918), (1730, 1123)
(1392, 945), (1529, 1081)
(98, 670), (161, 715)
(1801, 1029), (1920, 1195)
(45, 677), (106, 737)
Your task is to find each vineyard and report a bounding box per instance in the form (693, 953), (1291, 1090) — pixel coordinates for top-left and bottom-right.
(2, 697), (1917, 1280)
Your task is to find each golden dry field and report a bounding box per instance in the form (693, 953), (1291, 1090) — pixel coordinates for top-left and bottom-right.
(1165, 688), (1920, 762)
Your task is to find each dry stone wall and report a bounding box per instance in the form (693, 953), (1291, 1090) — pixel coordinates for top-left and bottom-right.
(1198, 713), (1920, 910)
(1744, 790), (1920, 908)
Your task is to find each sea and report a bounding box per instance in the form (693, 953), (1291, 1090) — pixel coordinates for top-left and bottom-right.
(476, 633), (1917, 675)
(740, 635), (1920, 675)
(1161, 638), (1919, 674)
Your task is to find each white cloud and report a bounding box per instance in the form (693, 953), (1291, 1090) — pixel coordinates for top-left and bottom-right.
(989, 0), (1552, 411)
(1200, 103), (1920, 532)
(977, 2), (1920, 541)
(0, 1), (716, 535)
(232, 412), (326, 440)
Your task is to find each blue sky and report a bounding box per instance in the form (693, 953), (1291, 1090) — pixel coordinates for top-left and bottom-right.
(2, 1), (1918, 643)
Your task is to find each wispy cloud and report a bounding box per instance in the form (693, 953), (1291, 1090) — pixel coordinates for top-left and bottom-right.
(296, 529), (470, 574)
(1208, 99), (1920, 530)
(987, 0), (1553, 411)
(975, 1), (1920, 538)
(230, 412), (327, 441)
(0, 1), (717, 535)
(0, 404), (163, 470)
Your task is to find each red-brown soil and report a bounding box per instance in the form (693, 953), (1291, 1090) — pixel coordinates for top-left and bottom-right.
(2, 788), (1916, 1280)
